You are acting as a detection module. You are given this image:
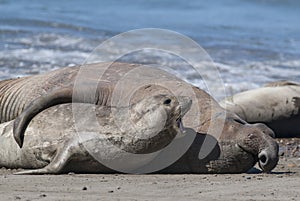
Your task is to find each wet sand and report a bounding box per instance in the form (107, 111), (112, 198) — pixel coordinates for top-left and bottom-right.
(0, 139), (299, 201)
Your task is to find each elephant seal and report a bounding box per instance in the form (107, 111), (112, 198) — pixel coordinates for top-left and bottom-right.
(1, 62), (279, 172)
(220, 81), (300, 138)
(0, 94), (192, 174)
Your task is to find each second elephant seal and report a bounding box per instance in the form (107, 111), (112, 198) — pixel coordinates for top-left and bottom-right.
(220, 81), (300, 137)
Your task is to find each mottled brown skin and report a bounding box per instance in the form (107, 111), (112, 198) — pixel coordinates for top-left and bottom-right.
(220, 81), (300, 138)
(1, 62), (279, 173)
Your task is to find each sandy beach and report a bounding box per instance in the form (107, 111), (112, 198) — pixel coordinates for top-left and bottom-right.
(1, 139), (299, 201)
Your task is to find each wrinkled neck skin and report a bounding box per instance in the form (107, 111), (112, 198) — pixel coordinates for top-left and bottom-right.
(0, 78), (29, 123)
(0, 67), (79, 123)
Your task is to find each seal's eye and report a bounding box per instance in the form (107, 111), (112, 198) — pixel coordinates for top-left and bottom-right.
(163, 98), (172, 105)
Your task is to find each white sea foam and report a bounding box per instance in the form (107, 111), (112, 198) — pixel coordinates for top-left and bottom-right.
(1, 29), (299, 101)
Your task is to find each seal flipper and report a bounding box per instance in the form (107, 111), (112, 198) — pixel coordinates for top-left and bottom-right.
(13, 88), (73, 148)
(14, 82), (112, 148)
(14, 139), (77, 175)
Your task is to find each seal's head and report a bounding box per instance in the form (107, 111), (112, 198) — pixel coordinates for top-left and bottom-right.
(235, 122), (279, 172)
(116, 94), (192, 154)
(219, 112), (279, 173)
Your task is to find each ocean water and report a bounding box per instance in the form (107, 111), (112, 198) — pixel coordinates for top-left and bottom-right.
(0, 0), (299, 100)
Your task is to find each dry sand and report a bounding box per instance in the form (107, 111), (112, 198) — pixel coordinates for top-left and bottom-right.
(0, 139), (299, 201)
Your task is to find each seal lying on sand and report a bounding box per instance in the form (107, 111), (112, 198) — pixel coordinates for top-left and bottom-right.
(220, 81), (300, 138)
(0, 94), (192, 174)
(0, 62), (279, 172)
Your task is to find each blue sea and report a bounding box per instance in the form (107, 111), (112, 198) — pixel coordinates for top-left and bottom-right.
(0, 0), (299, 99)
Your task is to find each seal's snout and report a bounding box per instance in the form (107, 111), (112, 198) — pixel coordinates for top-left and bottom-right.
(258, 148), (279, 172)
(173, 96), (191, 135)
(258, 150), (269, 170)
(177, 96), (192, 116)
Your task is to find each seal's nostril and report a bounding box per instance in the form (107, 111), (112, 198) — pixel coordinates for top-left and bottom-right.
(259, 154), (267, 164)
(258, 149), (279, 172)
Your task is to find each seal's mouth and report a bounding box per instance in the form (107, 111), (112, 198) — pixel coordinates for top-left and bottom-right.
(174, 96), (191, 136)
(176, 118), (186, 137)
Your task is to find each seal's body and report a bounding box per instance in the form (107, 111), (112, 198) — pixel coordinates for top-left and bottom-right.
(0, 94), (191, 174)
